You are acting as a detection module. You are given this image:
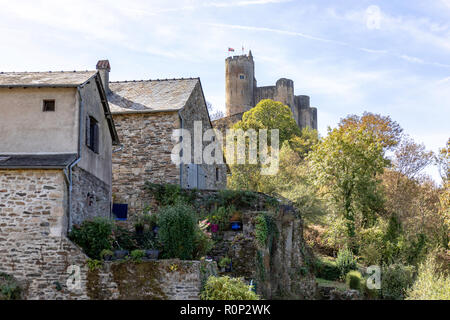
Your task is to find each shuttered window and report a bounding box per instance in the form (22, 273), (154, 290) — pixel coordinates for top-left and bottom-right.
(86, 116), (99, 153)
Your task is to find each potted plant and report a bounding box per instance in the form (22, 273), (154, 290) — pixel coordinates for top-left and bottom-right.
(134, 221), (144, 235)
(113, 249), (129, 260)
(230, 211), (242, 231)
(219, 257), (232, 272)
(100, 249), (114, 261)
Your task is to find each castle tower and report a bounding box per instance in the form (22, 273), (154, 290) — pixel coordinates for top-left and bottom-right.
(225, 51), (255, 116)
(274, 78), (295, 120)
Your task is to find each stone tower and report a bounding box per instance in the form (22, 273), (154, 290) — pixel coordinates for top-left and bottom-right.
(223, 51), (318, 130)
(225, 51), (255, 116)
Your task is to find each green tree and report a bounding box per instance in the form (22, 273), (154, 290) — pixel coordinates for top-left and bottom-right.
(232, 99), (300, 145)
(307, 124), (388, 250)
(227, 99), (302, 191)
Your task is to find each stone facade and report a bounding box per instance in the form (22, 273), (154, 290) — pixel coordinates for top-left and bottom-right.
(111, 81), (227, 220)
(0, 169), (90, 299)
(225, 52), (318, 131)
(87, 259), (217, 300)
(111, 112), (181, 219)
(70, 166), (111, 227)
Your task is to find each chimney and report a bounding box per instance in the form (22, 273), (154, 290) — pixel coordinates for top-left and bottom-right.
(96, 60), (110, 93)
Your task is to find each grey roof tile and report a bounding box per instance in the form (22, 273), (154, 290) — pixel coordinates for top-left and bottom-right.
(108, 78), (199, 113)
(0, 153), (78, 168)
(0, 71), (97, 87)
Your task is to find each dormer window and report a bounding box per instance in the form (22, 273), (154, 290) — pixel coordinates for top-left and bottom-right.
(43, 100), (55, 112)
(86, 116), (99, 153)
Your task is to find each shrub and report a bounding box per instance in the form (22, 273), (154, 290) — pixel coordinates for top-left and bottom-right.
(112, 225), (138, 251)
(130, 249), (146, 261)
(158, 203), (197, 260)
(100, 249), (114, 260)
(194, 228), (214, 259)
(218, 257), (232, 269)
(314, 256), (341, 281)
(69, 218), (114, 259)
(406, 252), (450, 300)
(346, 270), (363, 291)
(208, 206), (233, 231)
(200, 276), (260, 300)
(145, 183), (196, 206)
(336, 247), (358, 278)
(381, 264), (415, 300)
(0, 273), (21, 300)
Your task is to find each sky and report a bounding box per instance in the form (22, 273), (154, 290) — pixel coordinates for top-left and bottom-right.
(0, 0), (448, 182)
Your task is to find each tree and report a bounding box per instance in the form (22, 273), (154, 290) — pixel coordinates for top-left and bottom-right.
(233, 99), (300, 145)
(393, 137), (434, 179)
(307, 124), (388, 250)
(227, 99), (302, 191)
(339, 112), (403, 150)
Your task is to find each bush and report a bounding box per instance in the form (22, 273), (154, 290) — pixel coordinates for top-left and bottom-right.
(346, 270), (363, 290)
(113, 225), (138, 251)
(406, 252), (450, 300)
(381, 264), (415, 300)
(145, 183), (196, 206)
(194, 228), (214, 259)
(200, 276), (260, 300)
(336, 248), (358, 278)
(208, 206), (233, 231)
(314, 256), (341, 281)
(158, 203), (197, 260)
(69, 218), (114, 259)
(0, 273), (21, 300)
(130, 249), (145, 261)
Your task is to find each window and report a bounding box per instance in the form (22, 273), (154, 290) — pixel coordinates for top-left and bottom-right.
(239, 74), (245, 80)
(86, 116), (99, 153)
(43, 100), (55, 112)
(216, 167), (220, 181)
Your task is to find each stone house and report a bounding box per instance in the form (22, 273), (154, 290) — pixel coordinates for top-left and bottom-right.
(96, 61), (227, 219)
(0, 70), (119, 298)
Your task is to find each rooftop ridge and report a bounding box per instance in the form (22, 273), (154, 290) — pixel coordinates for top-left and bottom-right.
(0, 70), (95, 74)
(109, 77), (199, 84)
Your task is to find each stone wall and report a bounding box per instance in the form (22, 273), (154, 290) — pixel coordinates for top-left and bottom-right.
(111, 112), (180, 219)
(0, 169), (90, 299)
(87, 259), (217, 300)
(179, 81), (227, 191)
(193, 190), (318, 299)
(70, 165), (111, 228)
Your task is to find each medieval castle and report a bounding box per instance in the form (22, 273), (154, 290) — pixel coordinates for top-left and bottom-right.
(224, 50), (318, 130)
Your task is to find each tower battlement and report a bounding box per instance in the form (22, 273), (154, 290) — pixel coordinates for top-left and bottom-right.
(224, 52), (318, 130)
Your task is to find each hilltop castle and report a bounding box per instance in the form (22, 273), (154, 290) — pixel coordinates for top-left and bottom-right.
(224, 51), (317, 130)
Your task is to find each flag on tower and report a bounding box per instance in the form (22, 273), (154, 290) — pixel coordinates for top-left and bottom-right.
(228, 48), (235, 52)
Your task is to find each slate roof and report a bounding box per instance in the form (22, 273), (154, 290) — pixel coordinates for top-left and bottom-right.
(108, 78), (199, 114)
(0, 154), (78, 169)
(0, 71), (97, 87)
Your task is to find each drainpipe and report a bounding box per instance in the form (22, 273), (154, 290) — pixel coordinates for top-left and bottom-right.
(65, 87), (84, 233)
(178, 112), (183, 188)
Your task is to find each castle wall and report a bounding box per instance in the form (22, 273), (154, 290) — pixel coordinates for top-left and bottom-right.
(225, 53), (318, 131)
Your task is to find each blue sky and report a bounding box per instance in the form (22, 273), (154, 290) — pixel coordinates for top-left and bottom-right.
(1, 0), (448, 181)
